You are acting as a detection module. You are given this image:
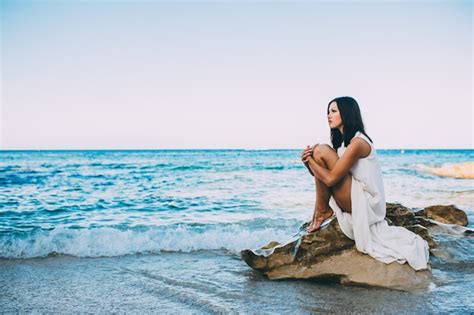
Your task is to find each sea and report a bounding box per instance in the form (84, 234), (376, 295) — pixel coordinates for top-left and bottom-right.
(1, 149), (473, 313)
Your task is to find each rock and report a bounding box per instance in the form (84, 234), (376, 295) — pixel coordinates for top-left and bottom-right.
(241, 204), (470, 290)
(241, 219), (354, 272)
(278, 248), (431, 291)
(386, 203), (472, 240)
(386, 203), (417, 226)
(242, 218), (431, 290)
(416, 205), (468, 226)
(385, 203), (436, 247)
(416, 161), (474, 179)
(405, 224), (437, 249)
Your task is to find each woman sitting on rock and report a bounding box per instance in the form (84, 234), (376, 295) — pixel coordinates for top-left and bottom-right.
(301, 96), (429, 271)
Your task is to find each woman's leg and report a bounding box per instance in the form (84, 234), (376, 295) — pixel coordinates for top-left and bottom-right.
(308, 175), (333, 232)
(307, 144), (352, 232)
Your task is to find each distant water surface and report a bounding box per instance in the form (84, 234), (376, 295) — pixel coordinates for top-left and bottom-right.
(0, 149), (473, 313)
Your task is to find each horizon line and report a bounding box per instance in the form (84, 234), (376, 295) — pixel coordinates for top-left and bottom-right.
(1, 148), (473, 152)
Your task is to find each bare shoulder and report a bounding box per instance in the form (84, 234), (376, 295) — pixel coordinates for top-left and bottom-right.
(348, 137), (371, 158)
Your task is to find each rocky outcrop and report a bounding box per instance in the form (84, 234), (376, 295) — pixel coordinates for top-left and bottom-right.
(415, 205), (468, 226)
(241, 203), (471, 291)
(386, 203), (471, 236)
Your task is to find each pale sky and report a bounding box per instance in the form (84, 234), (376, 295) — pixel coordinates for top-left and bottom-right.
(1, 0), (472, 150)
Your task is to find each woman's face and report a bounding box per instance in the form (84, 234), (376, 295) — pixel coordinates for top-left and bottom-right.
(327, 101), (343, 130)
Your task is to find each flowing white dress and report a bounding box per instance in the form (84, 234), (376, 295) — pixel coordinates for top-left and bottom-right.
(328, 131), (430, 271)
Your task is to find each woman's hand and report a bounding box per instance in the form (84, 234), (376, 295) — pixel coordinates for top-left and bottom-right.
(301, 144), (318, 163)
(302, 144), (318, 176)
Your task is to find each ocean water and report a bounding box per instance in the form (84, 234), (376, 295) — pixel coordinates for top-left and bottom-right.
(1, 149), (473, 313)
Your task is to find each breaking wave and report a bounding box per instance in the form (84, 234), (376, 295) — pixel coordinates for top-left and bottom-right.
(0, 222), (299, 259)
(415, 162), (474, 179)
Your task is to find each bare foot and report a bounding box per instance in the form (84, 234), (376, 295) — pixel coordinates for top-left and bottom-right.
(307, 208), (334, 233)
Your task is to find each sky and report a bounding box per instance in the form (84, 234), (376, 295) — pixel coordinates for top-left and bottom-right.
(1, 0), (472, 150)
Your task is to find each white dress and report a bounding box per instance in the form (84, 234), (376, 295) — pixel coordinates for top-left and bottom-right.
(328, 131), (430, 271)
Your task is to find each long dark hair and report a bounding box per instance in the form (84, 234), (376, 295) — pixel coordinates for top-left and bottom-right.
(327, 96), (373, 150)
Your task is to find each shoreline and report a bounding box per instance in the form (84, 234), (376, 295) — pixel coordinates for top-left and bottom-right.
(1, 250), (472, 313)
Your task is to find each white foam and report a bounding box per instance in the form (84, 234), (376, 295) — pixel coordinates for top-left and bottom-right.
(0, 224), (296, 259)
(415, 162), (474, 179)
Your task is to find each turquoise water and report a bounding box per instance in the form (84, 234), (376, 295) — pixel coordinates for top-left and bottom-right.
(1, 149), (473, 312)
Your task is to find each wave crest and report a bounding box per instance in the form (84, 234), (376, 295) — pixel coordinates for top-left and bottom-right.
(0, 223), (296, 259)
(415, 162), (474, 179)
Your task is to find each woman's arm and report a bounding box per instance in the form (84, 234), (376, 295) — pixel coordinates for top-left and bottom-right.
(304, 161), (314, 176)
(306, 138), (370, 187)
(301, 145), (317, 176)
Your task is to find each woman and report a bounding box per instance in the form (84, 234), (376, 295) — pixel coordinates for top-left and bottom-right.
(301, 96), (429, 271)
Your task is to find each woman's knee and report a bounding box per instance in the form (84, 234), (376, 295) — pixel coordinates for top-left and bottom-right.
(313, 144), (338, 168)
(313, 144), (335, 158)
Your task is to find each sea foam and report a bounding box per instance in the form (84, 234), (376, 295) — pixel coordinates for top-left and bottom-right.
(415, 162), (474, 179)
(0, 223), (297, 259)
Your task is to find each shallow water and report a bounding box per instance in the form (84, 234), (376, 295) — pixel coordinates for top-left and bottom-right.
(0, 149), (473, 312)
(1, 247), (473, 313)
